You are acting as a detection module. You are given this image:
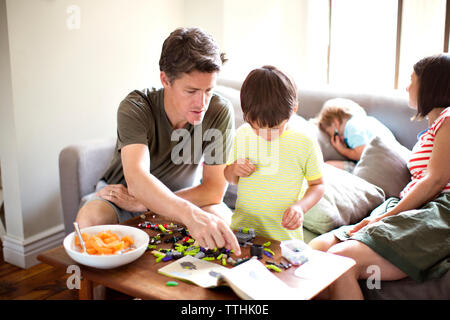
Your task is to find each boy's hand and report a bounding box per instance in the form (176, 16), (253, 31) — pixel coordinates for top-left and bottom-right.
(330, 134), (347, 154)
(230, 158), (256, 177)
(281, 204), (304, 230)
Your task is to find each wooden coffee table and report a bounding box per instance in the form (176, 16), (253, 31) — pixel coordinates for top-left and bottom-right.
(37, 213), (355, 300)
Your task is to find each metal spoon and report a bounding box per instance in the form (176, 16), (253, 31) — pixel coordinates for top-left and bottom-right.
(73, 222), (87, 254)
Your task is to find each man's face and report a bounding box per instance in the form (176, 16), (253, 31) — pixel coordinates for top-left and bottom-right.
(161, 70), (218, 128)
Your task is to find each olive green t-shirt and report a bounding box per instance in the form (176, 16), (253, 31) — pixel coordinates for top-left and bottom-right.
(102, 87), (234, 192)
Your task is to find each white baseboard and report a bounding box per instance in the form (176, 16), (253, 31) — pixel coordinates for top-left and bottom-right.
(2, 224), (66, 269)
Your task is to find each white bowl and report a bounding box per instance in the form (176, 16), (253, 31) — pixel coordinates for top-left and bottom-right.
(63, 224), (149, 269)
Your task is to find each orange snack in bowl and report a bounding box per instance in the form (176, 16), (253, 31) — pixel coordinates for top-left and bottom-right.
(74, 230), (135, 255)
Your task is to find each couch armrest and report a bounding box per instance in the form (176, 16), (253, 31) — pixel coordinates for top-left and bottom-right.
(59, 137), (116, 234)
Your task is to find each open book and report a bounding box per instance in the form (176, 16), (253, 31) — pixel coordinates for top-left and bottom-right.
(158, 255), (310, 300)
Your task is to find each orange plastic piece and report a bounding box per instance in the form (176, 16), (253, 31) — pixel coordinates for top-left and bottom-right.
(74, 230), (134, 255)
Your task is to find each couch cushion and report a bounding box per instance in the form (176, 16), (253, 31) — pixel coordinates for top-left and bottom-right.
(354, 136), (411, 198)
(223, 183), (238, 210)
(214, 85), (245, 129)
(360, 270), (450, 300)
(307, 120), (348, 162)
(303, 164), (385, 235)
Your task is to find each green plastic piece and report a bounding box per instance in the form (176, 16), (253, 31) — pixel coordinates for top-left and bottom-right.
(166, 281), (179, 286)
(202, 257), (215, 261)
(174, 244), (187, 253)
(263, 241), (271, 247)
(158, 224), (167, 233)
(266, 264), (281, 272)
(152, 251), (165, 258)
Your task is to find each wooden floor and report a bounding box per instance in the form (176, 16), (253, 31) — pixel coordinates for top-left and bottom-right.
(0, 240), (78, 300)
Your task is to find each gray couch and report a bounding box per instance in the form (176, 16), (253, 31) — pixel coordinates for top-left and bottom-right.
(59, 78), (449, 299)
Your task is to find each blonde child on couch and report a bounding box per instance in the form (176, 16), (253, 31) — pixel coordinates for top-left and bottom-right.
(224, 65), (325, 241)
(317, 98), (395, 172)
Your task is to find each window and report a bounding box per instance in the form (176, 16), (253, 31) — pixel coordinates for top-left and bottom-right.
(397, 0), (448, 90)
(218, 0), (449, 91)
(328, 0), (398, 90)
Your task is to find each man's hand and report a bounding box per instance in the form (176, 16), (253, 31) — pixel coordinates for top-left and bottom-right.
(183, 208), (241, 256)
(281, 204), (304, 230)
(97, 184), (148, 213)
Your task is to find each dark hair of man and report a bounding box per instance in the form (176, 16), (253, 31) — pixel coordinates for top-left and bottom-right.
(159, 27), (227, 82)
(240, 65), (298, 128)
(413, 53), (450, 119)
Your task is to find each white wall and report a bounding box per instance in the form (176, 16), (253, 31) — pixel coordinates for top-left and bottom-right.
(1, 0), (185, 267)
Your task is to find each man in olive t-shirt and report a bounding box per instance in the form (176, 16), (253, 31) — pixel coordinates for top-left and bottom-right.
(75, 27), (241, 255)
(102, 87), (234, 193)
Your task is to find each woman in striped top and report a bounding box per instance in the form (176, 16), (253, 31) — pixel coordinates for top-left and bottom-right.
(309, 53), (450, 299)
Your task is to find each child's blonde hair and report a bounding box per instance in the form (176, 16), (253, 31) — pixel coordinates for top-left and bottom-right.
(317, 98), (367, 131)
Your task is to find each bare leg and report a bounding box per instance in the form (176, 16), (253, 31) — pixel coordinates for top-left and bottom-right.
(327, 240), (408, 299)
(325, 160), (346, 170)
(75, 200), (119, 229)
(202, 203), (233, 226)
(309, 231), (340, 251)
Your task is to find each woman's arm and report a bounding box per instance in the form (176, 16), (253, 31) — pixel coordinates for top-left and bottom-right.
(349, 119), (450, 235)
(381, 119), (450, 218)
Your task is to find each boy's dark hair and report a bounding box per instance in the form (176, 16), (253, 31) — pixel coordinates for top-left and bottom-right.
(240, 65), (298, 128)
(413, 53), (450, 119)
(159, 27), (227, 82)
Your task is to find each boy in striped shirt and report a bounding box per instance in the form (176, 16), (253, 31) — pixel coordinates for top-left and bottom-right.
(224, 65), (325, 241)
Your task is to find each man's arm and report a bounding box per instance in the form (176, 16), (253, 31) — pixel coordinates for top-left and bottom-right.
(175, 164), (228, 207)
(121, 143), (241, 254)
